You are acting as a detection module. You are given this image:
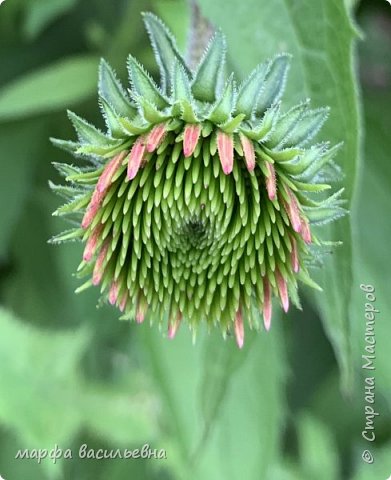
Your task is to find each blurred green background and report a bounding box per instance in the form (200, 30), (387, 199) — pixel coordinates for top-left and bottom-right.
(0, 0), (390, 479)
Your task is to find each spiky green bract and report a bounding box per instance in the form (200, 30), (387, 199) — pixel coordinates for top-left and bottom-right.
(50, 13), (346, 348)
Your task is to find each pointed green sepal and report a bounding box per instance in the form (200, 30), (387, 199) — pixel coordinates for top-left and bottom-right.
(265, 100), (309, 149)
(255, 53), (291, 116)
(207, 74), (236, 124)
(136, 96), (171, 123)
(99, 59), (137, 118)
(219, 113), (246, 134)
(76, 140), (125, 157)
(118, 116), (150, 135)
(192, 31), (226, 103)
(242, 102), (280, 141)
(286, 107), (330, 147)
(67, 111), (119, 146)
(142, 12), (191, 94)
(297, 269), (323, 291)
(171, 59), (193, 103)
(49, 181), (85, 199)
(51, 162), (81, 178)
(127, 55), (169, 109)
(48, 228), (85, 244)
(293, 181), (331, 192)
(179, 100), (199, 123)
(50, 138), (81, 155)
(265, 146), (304, 163)
(296, 142), (343, 181)
(236, 61), (270, 117)
(99, 97), (126, 138)
(304, 206), (347, 225)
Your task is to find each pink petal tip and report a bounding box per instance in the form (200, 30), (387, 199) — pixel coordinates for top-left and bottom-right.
(136, 302), (146, 324)
(82, 151), (127, 230)
(240, 133), (255, 171)
(168, 312), (182, 339)
(83, 224), (103, 262)
(276, 269), (289, 313)
(108, 281), (119, 306)
(290, 235), (300, 273)
(97, 151), (127, 194)
(119, 293), (128, 312)
(127, 136), (146, 180)
(284, 188), (302, 233)
(265, 162), (277, 201)
(183, 124), (201, 158)
(300, 217), (312, 244)
(217, 131), (234, 175)
(146, 123), (167, 153)
(263, 278), (272, 331)
(92, 240), (110, 286)
(234, 309), (244, 349)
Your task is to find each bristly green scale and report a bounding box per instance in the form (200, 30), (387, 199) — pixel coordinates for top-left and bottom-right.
(50, 12), (346, 348)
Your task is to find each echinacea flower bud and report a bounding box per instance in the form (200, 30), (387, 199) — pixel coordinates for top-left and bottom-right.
(50, 13), (347, 347)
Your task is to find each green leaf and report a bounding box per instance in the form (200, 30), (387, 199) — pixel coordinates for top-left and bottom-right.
(138, 318), (287, 480)
(23, 0), (78, 39)
(192, 31), (226, 103)
(0, 56), (99, 121)
(194, 325), (287, 480)
(350, 90), (391, 410)
(198, 0), (361, 391)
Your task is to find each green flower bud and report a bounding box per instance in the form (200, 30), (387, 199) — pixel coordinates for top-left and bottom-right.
(50, 13), (346, 347)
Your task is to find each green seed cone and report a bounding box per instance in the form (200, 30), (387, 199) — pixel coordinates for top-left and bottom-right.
(50, 13), (346, 347)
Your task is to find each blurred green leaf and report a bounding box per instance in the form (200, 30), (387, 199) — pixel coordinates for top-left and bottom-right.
(4, 190), (83, 327)
(83, 382), (159, 446)
(23, 0), (79, 39)
(152, 0), (191, 51)
(0, 307), (159, 477)
(137, 326), (205, 477)
(138, 320), (287, 480)
(350, 90), (391, 407)
(194, 325), (287, 480)
(0, 120), (47, 260)
(344, 0), (360, 11)
(351, 442), (391, 479)
(0, 56), (99, 121)
(0, 307), (89, 447)
(296, 414), (339, 480)
(198, 0), (362, 391)
(269, 411), (341, 480)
